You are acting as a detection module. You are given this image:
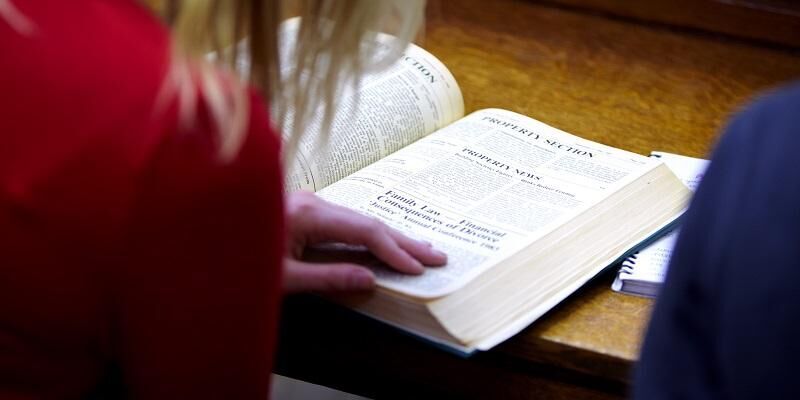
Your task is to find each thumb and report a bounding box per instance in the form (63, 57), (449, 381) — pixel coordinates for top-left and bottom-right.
(283, 259), (376, 294)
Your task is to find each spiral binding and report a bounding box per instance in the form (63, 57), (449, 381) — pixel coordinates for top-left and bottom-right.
(618, 252), (638, 276)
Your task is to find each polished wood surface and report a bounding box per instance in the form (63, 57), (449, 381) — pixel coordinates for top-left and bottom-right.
(276, 0), (800, 398)
(424, 0), (800, 160)
(543, 0), (800, 48)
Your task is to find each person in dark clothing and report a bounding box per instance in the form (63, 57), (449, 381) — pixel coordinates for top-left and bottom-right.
(634, 82), (800, 399)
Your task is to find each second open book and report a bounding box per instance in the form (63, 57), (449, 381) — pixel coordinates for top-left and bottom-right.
(280, 20), (691, 353)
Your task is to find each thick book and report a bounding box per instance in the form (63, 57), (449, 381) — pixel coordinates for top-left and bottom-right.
(611, 152), (709, 298)
(278, 20), (692, 353)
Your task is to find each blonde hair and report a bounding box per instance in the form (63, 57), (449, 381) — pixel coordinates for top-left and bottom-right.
(150, 0), (425, 164)
(1, 0), (424, 163)
(0, 0), (35, 35)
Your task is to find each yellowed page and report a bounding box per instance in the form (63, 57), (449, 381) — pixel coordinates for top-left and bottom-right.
(319, 109), (662, 299)
(274, 18), (464, 191)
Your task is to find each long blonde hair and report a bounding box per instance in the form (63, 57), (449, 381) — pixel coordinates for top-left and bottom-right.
(0, 0), (424, 163)
(148, 0), (425, 163)
(0, 0), (35, 35)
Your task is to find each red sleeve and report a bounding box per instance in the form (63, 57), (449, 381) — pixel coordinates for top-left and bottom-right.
(116, 90), (284, 399)
(1, 2), (285, 397)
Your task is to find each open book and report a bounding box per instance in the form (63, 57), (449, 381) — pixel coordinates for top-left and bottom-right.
(279, 20), (692, 353)
(611, 152), (709, 298)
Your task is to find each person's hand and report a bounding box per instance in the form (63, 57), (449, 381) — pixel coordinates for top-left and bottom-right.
(284, 191), (447, 293)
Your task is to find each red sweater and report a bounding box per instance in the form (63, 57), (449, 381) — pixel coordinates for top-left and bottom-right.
(0, 1), (284, 398)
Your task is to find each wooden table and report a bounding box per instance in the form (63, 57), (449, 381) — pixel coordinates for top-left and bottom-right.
(275, 1), (800, 398)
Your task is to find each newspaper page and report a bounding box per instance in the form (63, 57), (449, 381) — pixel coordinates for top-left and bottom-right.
(318, 109), (660, 299)
(275, 18), (464, 192)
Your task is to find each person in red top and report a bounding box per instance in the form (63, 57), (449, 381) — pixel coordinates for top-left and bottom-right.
(0, 0), (441, 398)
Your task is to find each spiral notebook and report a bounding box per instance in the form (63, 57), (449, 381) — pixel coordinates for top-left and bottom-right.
(611, 151), (709, 297)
